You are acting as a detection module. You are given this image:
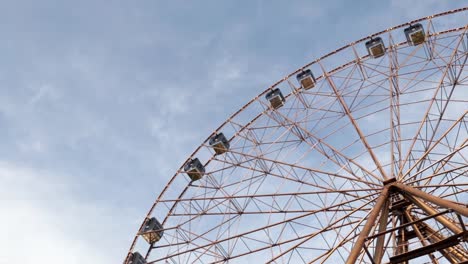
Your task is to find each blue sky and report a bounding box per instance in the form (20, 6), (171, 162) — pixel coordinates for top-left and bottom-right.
(0, 1), (466, 263)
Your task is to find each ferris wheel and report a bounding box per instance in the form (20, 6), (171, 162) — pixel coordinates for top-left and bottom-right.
(126, 8), (468, 264)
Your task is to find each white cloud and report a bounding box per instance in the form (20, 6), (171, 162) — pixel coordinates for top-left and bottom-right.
(1, 201), (108, 264)
(0, 162), (123, 264)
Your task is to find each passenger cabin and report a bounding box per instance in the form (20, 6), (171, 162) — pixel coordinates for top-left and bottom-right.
(128, 252), (146, 264)
(209, 132), (230, 155)
(365, 37), (386, 58)
(404, 23), (425, 46)
(140, 217), (164, 244)
(184, 158), (205, 181)
(265, 88), (285, 109)
(296, 69), (316, 90)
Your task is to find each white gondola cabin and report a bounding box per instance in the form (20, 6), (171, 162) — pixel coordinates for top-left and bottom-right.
(365, 37), (386, 58)
(296, 69), (316, 90)
(140, 217), (164, 244)
(404, 23), (425, 46)
(265, 88), (285, 109)
(184, 158), (205, 181)
(209, 132), (230, 155)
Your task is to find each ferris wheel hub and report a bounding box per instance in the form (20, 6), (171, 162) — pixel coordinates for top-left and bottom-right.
(382, 177), (397, 186)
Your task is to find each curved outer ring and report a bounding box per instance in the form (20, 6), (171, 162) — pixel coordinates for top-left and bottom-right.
(125, 7), (468, 262)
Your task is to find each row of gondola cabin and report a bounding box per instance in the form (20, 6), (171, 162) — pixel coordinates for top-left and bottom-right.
(365, 23), (425, 58)
(185, 132), (231, 181)
(129, 134), (229, 262)
(129, 135), (231, 263)
(267, 25), (425, 104)
(266, 69), (315, 109)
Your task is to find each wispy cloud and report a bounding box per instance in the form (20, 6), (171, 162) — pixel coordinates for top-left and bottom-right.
(0, 162), (140, 263)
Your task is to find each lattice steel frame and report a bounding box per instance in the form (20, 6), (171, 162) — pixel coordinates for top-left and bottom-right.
(126, 8), (468, 264)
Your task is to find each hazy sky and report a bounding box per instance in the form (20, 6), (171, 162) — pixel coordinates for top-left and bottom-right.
(0, 1), (466, 263)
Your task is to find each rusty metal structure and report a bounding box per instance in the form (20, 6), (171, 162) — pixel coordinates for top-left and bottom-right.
(126, 8), (468, 263)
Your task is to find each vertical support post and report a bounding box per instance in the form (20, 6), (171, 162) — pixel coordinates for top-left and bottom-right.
(373, 200), (390, 264)
(395, 212), (409, 264)
(346, 186), (391, 264)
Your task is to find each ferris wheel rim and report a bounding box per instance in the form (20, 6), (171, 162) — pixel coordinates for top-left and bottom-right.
(126, 7), (468, 264)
